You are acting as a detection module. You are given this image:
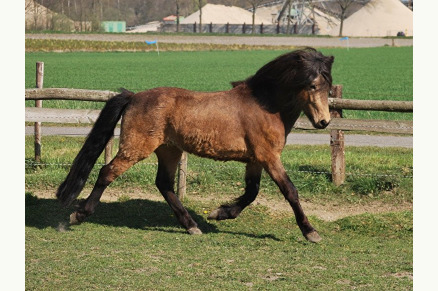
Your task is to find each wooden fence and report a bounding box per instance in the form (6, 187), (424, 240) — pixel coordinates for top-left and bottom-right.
(25, 63), (413, 199)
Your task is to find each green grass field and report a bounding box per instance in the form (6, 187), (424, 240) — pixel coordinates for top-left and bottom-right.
(25, 46), (412, 120)
(26, 192), (412, 290)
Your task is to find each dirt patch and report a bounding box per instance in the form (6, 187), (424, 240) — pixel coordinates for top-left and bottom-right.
(29, 187), (412, 222)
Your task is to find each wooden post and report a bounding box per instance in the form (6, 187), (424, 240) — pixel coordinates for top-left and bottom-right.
(177, 151), (188, 200)
(35, 62), (44, 163)
(104, 136), (114, 165)
(330, 85), (345, 186)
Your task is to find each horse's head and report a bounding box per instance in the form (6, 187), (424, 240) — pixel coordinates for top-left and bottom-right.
(299, 74), (332, 129)
(237, 48), (335, 129)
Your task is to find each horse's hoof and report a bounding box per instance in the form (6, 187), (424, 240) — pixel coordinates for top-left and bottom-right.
(207, 206), (240, 220)
(69, 212), (81, 225)
(304, 231), (322, 243)
(207, 209), (221, 220)
(188, 227), (203, 235)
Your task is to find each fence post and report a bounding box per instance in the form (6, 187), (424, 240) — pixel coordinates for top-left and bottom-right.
(330, 85), (345, 186)
(177, 151), (188, 200)
(104, 135), (114, 165)
(35, 62), (44, 163)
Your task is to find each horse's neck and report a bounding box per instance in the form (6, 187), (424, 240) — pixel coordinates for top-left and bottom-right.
(280, 108), (302, 134)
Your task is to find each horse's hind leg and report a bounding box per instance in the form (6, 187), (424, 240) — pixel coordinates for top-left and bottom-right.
(208, 162), (262, 220)
(70, 153), (145, 225)
(155, 145), (202, 235)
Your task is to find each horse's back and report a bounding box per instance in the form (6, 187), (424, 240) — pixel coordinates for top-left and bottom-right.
(119, 86), (284, 162)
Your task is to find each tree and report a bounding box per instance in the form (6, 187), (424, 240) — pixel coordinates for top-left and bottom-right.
(176, 0), (180, 32)
(246, 0), (264, 34)
(332, 0), (368, 37)
(196, 0), (206, 33)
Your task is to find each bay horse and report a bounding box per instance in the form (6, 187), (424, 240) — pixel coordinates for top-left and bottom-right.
(56, 48), (334, 243)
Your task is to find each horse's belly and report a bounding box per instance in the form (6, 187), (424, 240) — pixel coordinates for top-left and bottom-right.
(172, 130), (249, 162)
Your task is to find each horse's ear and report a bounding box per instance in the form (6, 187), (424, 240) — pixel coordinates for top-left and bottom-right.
(231, 80), (244, 88)
(329, 56), (335, 63)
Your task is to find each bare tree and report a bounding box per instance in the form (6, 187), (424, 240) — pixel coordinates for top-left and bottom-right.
(332, 0), (368, 36)
(176, 0), (180, 32)
(193, 0), (206, 33)
(285, 0), (292, 33)
(246, 0), (264, 34)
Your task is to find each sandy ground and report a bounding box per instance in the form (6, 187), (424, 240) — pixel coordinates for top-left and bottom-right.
(30, 187), (412, 222)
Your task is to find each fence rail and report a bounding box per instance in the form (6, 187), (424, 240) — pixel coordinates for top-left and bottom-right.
(25, 63), (413, 197)
(25, 88), (414, 112)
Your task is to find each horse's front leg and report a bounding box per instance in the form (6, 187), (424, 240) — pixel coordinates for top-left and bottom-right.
(208, 162), (262, 220)
(263, 158), (321, 243)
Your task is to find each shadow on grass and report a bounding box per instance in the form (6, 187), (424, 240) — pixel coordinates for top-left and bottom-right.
(25, 195), (281, 241)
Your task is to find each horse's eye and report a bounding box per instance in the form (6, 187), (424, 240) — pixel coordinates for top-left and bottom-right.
(310, 85), (317, 90)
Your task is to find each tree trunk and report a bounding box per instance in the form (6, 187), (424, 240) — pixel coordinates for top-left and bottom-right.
(199, 0), (202, 33)
(252, 5), (256, 34)
(339, 11), (346, 37)
(176, 0), (180, 32)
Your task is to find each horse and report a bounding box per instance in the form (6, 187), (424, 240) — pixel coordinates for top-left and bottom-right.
(56, 47), (334, 243)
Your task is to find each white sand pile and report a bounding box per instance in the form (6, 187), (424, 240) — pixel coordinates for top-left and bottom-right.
(254, 3), (339, 35)
(127, 21), (161, 33)
(181, 4), (267, 24)
(304, 7), (340, 35)
(256, 5), (281, 24)
(328, 0), (413, 37)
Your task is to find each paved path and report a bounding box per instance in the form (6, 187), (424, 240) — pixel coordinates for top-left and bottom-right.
(25, 126), (412, 148)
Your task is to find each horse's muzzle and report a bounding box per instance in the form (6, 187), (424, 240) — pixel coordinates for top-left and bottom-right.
(315, 119), (330, 129)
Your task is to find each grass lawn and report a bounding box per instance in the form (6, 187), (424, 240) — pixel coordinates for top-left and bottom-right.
(26, 192), (412, 290)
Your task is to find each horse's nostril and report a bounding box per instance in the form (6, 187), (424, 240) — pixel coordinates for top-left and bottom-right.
(320, 120), (330, 128)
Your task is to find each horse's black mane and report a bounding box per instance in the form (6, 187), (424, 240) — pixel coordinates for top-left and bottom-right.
(232, 47), (334, 110)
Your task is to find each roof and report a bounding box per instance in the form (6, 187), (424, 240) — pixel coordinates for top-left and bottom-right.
(163, 15), (177, 21)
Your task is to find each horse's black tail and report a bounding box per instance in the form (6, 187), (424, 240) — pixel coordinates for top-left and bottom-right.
(56, 88), (135, 207)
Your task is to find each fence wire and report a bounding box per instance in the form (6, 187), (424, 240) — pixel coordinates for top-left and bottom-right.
(24, 160), (413, 180)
